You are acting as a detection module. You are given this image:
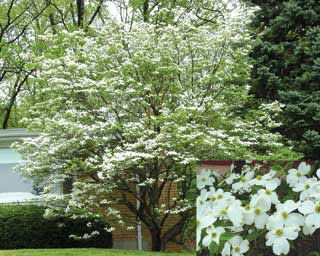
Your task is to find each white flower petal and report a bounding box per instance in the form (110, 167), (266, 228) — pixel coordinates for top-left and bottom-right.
(273, 237), (290, 255)
(256, 197), (271, 212)
(298, 200), (315, 215)
(229, 235), (241, 247)
(255, 213), (268, 229)
(283, 200), (299, 213)
(202, 235), (211, 247)
(284, 227), (299, 240)
(305, 213), (320, 228)
(298, 162), (310, 175)
(221, 242), (231, 256)
(240, 239), (249, 253)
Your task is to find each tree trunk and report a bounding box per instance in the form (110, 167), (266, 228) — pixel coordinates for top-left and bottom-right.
(143, 0), (149, 22)
(150, 228), (162, 251)
(77, 0), (85, 28)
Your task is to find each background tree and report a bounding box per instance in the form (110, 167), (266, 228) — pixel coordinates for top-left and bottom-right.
(247, 0), (320, 159)
(0, 0), (49, 128)
(0, 0), (109, 129)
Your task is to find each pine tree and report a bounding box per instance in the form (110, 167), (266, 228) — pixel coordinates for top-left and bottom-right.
(248, 0), (320, 158)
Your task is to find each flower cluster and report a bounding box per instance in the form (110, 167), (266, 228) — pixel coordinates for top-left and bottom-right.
(197, 162), (320, 255)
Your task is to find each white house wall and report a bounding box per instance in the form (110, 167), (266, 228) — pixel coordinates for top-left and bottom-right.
(0, 147), (34, 200)
(0, 148), (22, 164)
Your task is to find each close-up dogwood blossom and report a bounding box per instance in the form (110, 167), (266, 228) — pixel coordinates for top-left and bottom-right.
(197, 161), (320, 256)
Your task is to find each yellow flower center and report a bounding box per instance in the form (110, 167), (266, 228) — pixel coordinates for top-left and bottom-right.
(245, 205), (250, 211)
(305, 184), (310, 189)
(256, 175), (262, 180)
(202, 177), (206, 182)
(234, 247), (240, 253)
(315, 205), (320, 213)
(220, 209), (227, 215)
(217, 194), (223, 199)
(296, 172), (302, 177)
(211, 232), (217, 238)
(210, 196), (216, 202)
(265, 189), (272, 195)
(276, 229), (283, 236)
(254, 208), (261, 215)
(282, 212), (288, 219)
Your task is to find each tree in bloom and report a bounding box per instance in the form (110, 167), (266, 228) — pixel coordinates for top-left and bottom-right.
(197, 161), (320, 255)
(16, 1), (300, 251)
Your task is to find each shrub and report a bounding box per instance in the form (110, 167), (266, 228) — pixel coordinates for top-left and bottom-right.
(0, 204), (112, 249)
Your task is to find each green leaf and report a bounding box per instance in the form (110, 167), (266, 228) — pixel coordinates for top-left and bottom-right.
(220, 232), (235, 241)
(245, 229), (264, 241)
(208, 241), (218, 256)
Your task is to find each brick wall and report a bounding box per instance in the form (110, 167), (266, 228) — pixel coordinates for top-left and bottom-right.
(107, 182), (187, 252)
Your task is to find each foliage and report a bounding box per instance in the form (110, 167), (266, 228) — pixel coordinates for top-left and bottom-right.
(247, 0), (320, 159)
(196, 161), (320, 255)
(0, 204), (112, 249)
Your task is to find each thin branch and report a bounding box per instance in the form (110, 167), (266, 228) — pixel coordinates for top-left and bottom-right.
(86, 0), (104, 29)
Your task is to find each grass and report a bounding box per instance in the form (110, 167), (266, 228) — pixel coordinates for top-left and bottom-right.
(0, 249), (194, 256)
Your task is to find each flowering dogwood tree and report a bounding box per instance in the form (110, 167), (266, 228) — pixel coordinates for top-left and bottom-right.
(15, 1), (300, 251)
(197, 162), (320, 255)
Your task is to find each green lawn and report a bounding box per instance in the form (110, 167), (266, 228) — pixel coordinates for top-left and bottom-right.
(0, 249), (194, 256)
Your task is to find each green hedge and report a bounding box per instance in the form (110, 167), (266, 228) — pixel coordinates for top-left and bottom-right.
(0, 205), (112, 249)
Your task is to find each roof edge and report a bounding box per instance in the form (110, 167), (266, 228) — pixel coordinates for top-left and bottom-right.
(0, 129), (37, 148)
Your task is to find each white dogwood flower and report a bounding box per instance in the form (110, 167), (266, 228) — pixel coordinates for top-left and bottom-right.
(267, 200), (303, 228)
(302, 224), (317, 235)
(225, 173), (240, 185)
(232, 171), (255, 193)
(292, 177), (317, 192)
(249, 196), (271, 229)
(212, 194), (238, 220)
(227, 199), (244, 227)
(286, 162), (311, 187)
(196, 209), (217, 248)
(303, 182), (320, 201)
(221, 235), (249, 256)
(298, 200), (320, 229)
(256, 185), (279, 205)
(249, 170), (280, 189)
(197, 169), (215, 190)
(292, 177), (318, 200)
(242, 204), (255, 225)
(202, 226), (225, 247)
(266, 222), (299, 255)
(197, 189), (208, 207)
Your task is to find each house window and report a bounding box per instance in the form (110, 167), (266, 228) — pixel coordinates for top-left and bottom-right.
(0, 147), (36, 203)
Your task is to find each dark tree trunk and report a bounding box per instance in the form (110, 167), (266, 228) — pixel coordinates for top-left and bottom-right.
(2, 71), (32, 129)
(76, 0), (85, 28)
(160, 216), (187, 251)
(150, 228), (162, 251)
(143, 0), (149, 22)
